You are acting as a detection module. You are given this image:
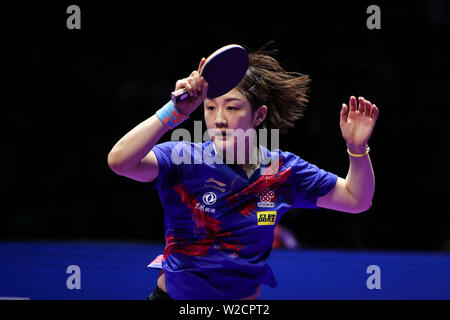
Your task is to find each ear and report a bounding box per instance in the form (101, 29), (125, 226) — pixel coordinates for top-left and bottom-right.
(253, 105), (268, 127)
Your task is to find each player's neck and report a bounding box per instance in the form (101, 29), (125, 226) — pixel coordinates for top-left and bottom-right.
(239, 145), (260, 175)
(213, 142), (261, 174)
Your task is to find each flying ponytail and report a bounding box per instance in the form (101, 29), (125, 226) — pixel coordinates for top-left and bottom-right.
(236, 44), (310, 135)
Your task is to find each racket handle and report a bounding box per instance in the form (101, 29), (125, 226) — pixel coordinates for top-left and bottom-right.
(170, 88), (189, 105)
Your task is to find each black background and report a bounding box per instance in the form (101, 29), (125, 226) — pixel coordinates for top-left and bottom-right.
(4, 1), (449, 252)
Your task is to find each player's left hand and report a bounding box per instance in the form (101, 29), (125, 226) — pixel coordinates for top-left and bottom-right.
(340, 96), (379, 153)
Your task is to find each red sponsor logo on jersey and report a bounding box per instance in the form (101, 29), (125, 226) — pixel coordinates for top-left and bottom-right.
(257, 188), (276, 202)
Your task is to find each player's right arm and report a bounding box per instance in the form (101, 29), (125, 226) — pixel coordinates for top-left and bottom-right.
(107, 115), (168, 182)
(107, 58), (208, 183)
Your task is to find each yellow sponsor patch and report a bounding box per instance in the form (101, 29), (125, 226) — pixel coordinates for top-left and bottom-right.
(257, 211), (277, 225)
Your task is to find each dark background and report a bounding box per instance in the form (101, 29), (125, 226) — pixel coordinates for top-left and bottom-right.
(3, 1), (449, 252)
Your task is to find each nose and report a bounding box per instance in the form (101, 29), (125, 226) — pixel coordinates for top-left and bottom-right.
(214, 107), (228, 128)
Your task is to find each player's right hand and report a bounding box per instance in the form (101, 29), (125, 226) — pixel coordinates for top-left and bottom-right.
(173, 58), (209, 116)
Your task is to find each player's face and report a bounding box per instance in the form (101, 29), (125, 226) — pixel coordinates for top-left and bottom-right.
(204, 88), (266, 155)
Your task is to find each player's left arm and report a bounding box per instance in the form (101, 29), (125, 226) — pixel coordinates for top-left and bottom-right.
(317, 96), (379, 214)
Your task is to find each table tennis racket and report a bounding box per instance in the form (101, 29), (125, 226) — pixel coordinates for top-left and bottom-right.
(171, 44), (249, 104)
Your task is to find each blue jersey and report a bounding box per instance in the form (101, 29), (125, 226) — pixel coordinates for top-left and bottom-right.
(142, 141), (337, 299)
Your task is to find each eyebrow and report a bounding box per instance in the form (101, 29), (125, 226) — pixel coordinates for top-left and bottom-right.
(223, 97), (242, 102)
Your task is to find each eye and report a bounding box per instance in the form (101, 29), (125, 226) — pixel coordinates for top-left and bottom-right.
(227, 106), (238, 111)
(206, 106), (215, 111)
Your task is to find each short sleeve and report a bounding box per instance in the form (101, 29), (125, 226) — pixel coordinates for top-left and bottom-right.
(139, 141), (181, 191)
(285, 152), (338, 209)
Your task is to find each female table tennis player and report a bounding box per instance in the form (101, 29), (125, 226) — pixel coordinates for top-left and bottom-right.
(107, 48), (379, 300)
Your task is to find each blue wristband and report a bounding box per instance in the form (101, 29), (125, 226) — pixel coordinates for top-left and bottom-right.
(156, 101), (188, 129)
